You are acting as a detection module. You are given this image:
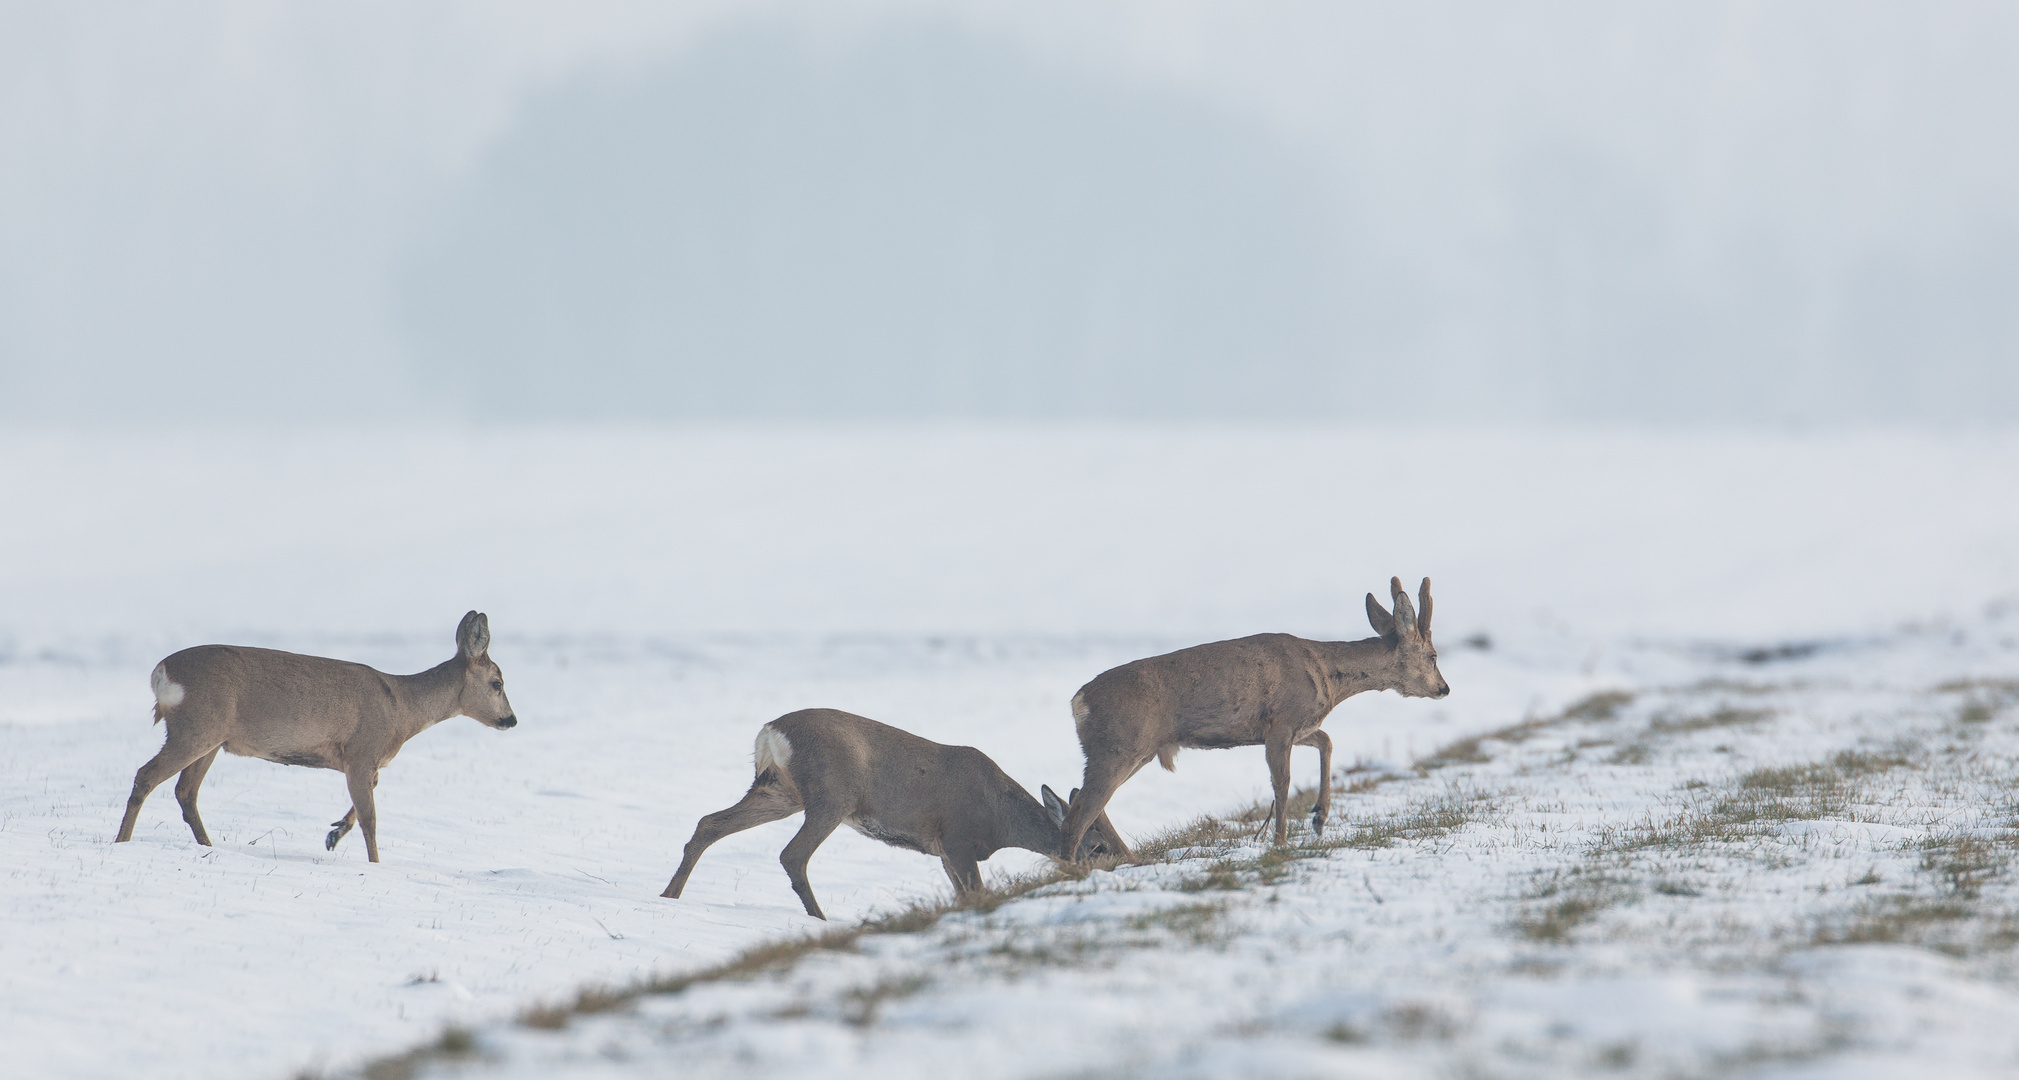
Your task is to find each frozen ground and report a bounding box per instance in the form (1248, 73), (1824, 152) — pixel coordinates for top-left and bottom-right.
(1, 426), (2016, 1080)
(430, 620), (2019, 1080)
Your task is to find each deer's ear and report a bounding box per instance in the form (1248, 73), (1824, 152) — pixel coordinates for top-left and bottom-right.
(1389, 577), (1418, 636)
(1367, 593), (1397, 640)
(1041, 785), (1069, 824)
(456, 611), (490, 660)
(1417, 577), (1434, 636)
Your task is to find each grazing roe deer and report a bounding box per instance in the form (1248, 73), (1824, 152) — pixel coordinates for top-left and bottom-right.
(114, 611), (517, 862)
(1058, 577), (1449, 856)
(661, 708), (1125, 919)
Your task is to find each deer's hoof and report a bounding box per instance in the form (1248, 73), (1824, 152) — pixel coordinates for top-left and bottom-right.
(324, 829), (342, 851)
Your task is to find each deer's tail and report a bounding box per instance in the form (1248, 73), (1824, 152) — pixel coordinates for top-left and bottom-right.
(753, 722), (793, 782)
(149, 661), (185, 724)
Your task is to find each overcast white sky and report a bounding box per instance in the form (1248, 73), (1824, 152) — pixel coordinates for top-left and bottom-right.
(2, 1), (2015, 424)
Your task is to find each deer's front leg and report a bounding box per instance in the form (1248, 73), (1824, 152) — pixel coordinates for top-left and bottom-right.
(345, 767), (381, 863)
(1062, 750), (1148, 864)
(326, 807), (356, 851)
(329, 767), (382, 850)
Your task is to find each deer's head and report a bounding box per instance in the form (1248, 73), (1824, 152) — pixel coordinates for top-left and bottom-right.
(453, 610), (518, 730)
(1042, 785), (1120, 861)
(1366, 577), (1449, 699)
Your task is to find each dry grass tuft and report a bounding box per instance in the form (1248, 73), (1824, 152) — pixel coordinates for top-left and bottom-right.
(1830, 744), (1919, 776)
(1512, 868), (1637, 943)
(841, 974), (933, 1027)
(1649, 707), (1772, 735)
(1937, 679), (2019, 727)
(356, 1026), (479, 1080)
(1348, 787), (1495, 848)
(1418, 691), (1636, 770)
(1594, 743), (1923, 855)
(1127, 901), (1231, 946)
(1564, 691), (1637, 722)
(1935, 678), (2019, 696)
(1918, 832), (2009, 900)
(1814, 895), (1976, 953)
(515, 1002), (571, 1031)
(1514, 895), (1612, 943)
(1169, 784), (1495, 891)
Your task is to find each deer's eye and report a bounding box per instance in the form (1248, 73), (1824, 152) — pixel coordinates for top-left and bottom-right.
(490, 680), (504, 691)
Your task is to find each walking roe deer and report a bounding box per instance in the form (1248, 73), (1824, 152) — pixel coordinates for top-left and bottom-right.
(1057, 577), (1449, 856)
(661, 709), (1126, 919)
(113, 611), (517, 862)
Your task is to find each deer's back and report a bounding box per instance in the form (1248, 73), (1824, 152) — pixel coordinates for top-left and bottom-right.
(1077, 633), (1333, 748)
(767, 709), (1008, 857)
(159, 645), (390, 767)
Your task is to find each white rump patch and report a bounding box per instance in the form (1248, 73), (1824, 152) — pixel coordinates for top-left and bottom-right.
(151, 663), (186, 710)
(754, 723), (793, 775)
(1070, 689), (1090, 727)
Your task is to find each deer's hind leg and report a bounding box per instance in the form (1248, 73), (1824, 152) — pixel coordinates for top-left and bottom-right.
(116, 725), (226, 844)
(172, 746), (222, 846)
(778, 803), (846, 920)
(661, 772), (802, 900)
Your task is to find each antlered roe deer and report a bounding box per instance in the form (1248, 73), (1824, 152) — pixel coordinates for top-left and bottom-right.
(113, 611), (517, 862)
(661, 708), (1125, 919)
(1057, 577), (1449, 856)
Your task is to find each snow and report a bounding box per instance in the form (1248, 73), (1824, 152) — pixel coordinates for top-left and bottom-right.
(3, 425), (2018, 1080)
(443, 620), (2019, 1079)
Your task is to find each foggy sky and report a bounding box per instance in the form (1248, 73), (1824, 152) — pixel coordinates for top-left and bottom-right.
(3, 2), (2016, 425)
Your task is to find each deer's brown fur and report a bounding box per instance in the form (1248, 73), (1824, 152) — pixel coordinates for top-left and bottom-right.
(661, 708), (1124, 919)
(1058, 577), (1449, 855)
(113, 611), (517, 862)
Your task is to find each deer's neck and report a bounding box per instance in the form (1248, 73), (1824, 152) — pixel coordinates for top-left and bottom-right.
(1311, 636), (1401, 709)
(389, 658), (466, 744)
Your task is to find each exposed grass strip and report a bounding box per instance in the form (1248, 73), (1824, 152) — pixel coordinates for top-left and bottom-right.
(1418, 691), (1634, 770)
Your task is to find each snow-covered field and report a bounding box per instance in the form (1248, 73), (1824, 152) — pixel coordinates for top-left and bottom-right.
(452, 622), (2019, 1080)
(2, 426), (2016, 1080)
